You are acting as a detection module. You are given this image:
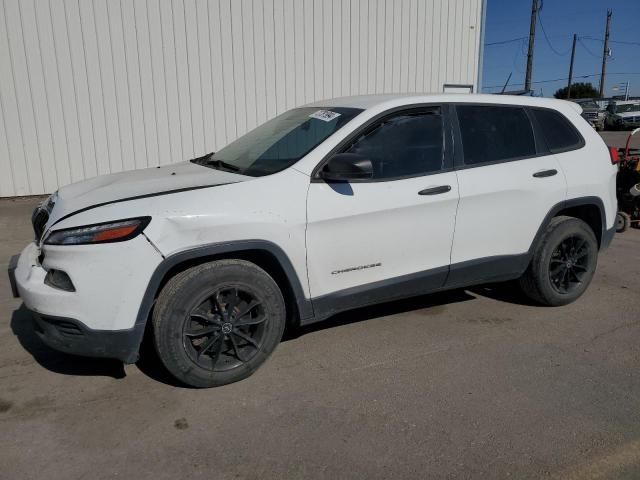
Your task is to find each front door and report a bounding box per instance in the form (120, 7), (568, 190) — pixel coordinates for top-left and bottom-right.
(305, 106), (459, 316)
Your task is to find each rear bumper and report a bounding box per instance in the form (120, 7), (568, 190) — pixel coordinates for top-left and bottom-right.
(30, 310), (144, 363)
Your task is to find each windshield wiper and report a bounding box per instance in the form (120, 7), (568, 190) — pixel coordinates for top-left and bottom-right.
(191, 152), (215, 164)
(207, 159), (242, 172)
(190, 152), (242, 173)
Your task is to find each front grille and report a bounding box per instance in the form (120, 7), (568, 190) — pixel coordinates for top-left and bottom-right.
(31, 206), (49, 241)
(31, 195), (55, 242)
(53, 320), (84, 337)
(33, 314), (85, 338)
(583, 111), (597, 119)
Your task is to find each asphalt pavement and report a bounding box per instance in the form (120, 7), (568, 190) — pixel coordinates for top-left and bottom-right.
(1, 177), (639, 479)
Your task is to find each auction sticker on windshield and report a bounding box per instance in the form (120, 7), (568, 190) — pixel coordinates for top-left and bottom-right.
(309, 110), (341, 122)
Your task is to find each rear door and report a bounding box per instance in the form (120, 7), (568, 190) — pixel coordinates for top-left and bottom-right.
(447, 103), (567, 286)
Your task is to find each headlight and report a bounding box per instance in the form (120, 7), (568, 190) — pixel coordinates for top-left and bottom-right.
(44, 217), (151, 245)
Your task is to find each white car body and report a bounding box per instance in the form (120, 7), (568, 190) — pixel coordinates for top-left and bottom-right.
(10, 94), (617, 364)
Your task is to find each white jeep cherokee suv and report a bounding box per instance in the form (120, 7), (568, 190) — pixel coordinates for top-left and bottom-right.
(9, 94), (617, 388)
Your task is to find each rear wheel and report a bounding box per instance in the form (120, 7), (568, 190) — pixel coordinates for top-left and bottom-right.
(616, 212), (631, 233)
(152, 260), (286, 388)
(519, 216), (598, 306)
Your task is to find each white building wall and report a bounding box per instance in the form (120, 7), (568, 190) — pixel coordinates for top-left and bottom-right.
(0, 0), (484, 197)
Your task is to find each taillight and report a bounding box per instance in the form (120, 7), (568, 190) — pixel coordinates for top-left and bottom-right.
(609, 146), (620, 164)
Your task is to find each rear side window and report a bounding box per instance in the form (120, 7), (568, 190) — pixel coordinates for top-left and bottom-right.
(456, 105), (535, 165)
(344, 108), (444, 179)
(530, 108), (584, 153)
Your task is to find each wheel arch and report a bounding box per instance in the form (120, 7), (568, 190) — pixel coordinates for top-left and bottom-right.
(529, 196), (607, 255)
(129, 240), (314, 358)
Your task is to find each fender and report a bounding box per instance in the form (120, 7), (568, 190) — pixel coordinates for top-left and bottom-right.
(50, 183), (235, 229)
(126, 239), (314, 360)
(528, 196), (608, 255)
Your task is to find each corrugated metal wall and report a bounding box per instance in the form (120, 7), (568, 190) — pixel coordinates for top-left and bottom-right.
(0, 0), (483, 197)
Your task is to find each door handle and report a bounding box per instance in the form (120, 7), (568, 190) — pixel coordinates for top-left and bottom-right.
(418, 185), (451, 195)
(533, 169), (558, 178)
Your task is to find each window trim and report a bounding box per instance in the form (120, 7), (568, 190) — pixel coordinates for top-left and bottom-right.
(311, 103), (454, 183)
(451, 103), (541, 170)
(528, 106), (586, 155)
(451, 102), (586, 170)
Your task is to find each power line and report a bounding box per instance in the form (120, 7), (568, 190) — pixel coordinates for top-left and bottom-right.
(577, 38), (601, 59)
(483, 72), (640, 90)
(610, 40), (640, 46)
(485, 36), (527, 46)
(582, 36), (640, 46)
(537, 11), (571, 56)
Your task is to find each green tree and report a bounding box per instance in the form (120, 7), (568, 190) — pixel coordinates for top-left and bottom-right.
(553, 82), (599, 99)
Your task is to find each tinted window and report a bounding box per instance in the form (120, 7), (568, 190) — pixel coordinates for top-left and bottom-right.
(344, 109), (444, 179)
(193, 107), (362, 176)
(530, 108), (583, 153)
(456, 105), (535, 165)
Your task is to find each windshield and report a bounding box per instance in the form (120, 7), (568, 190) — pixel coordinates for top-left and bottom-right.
(616, 104), (640, 113)
(193, 107), (362, 176)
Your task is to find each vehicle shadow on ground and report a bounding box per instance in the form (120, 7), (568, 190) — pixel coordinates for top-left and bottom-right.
(284, 288), (477, 341)
(10, 304), (126, 379)
(10, 283), (538, 386)
(285, 281), (541, 341)
(469, 282), (541, 307)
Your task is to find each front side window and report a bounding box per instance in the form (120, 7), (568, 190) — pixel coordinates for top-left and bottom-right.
(342, 108), (444, 179)
(456, 105), (536, 165)
(193, 107), (362, 176)
(530, 108), (584, 153)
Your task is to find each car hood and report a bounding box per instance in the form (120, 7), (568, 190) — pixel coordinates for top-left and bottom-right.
(47, 161), (249, 225)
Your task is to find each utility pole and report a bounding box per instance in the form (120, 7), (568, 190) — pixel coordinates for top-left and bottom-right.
(625, 80), (630, 101)
(598, 9), (612, 98)
(524, 0), (539, 93)
(567, 34), (577, 99)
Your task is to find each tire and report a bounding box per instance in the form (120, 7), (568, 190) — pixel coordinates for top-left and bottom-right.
(616, 212), (631, 233)
(519, 216), (598, 306)
(152, 259), (286, 388)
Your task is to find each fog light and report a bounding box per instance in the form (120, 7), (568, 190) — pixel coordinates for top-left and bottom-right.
(44, 269), (75, 292)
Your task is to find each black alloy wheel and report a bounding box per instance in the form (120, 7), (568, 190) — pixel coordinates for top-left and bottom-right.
(183, 287), (267, 372)
(548, 235), (593, 295)
(519, 216), (598, 306)
(152, 259), (286, 388)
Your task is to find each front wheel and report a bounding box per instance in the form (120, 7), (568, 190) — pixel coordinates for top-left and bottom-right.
(152, 260), (286, 388)
(519, 216), (598, 306)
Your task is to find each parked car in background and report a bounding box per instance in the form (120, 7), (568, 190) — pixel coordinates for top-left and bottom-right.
(605, 101), (640, 130)
(8, 94), (617, 388)
(573, 99), (606, 131)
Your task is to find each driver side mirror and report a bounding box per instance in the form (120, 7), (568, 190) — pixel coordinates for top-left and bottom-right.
(318, 153), (373, 182)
